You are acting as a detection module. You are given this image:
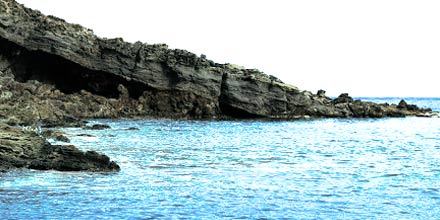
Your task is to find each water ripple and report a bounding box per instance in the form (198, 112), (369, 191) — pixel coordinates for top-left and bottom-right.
(2, 108), (440, 219)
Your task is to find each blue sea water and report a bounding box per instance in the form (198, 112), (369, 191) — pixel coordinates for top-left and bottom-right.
(1, 98), (440, 219)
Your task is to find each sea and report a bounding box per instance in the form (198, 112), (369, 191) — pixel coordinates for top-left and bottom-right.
(1, 97), (439, 220)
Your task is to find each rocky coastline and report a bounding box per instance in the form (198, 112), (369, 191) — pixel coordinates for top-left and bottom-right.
(0, 0), (435, 172)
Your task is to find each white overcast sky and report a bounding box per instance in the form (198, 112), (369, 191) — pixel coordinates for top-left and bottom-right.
(17, 0), (440, 97)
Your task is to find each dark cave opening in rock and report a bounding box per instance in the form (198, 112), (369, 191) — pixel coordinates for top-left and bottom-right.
(219, 102), (261, 118)
(0, 38), (147, 99)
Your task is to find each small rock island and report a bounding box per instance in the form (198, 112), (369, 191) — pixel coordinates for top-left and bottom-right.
(0, 0), (434, 172)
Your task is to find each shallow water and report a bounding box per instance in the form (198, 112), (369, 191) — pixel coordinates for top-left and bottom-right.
(1, 98), (440, 219)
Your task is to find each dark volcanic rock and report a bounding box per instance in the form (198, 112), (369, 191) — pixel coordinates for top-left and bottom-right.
(0, 0), (434, 127)
(333, 93), (354, 104)
(28, 145), (119, 172)
(0, 123), (119, 172)
(41, 130), (70, 143)
(126, 127), (139, 131)
(316, 89), (327, 98)
(54, 135), (70, 143)
(397, 99), (420, 111)
(84, 124), (111, 130)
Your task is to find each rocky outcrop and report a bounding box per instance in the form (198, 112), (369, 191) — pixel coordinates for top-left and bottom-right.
(83, 124), (111, 130)
(0, 0), (435, 172)
(0, 0), (433, 126)
(0, 123), (119, 172)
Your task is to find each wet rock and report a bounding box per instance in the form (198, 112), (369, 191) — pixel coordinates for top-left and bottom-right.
(126, 127), (139, 130)
(76, 134), (96, 137)
(41, 129), (70, 143)
(41, 130), (67, 138)
(28, 145), (120, 172)
(84, 124), (111, 130)
(54, 135), (70, 143)
(416, 112), (434, 117)
(0, 123), (119, 172)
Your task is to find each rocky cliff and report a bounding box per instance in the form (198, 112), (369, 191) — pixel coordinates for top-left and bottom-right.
(0, 0), (432, 127)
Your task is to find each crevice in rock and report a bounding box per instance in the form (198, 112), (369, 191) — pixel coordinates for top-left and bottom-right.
(161, 62), (181, 87)
(219, 103), (261, 118)
(131, 44), (144, 72)
(0, 38), (148, 99)
(218, 72), (260, 118)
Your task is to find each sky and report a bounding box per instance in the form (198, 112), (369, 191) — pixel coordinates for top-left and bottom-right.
(17, 0), (440, 97)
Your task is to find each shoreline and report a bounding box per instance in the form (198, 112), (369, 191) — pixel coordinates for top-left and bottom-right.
(0, 0), (436, 172)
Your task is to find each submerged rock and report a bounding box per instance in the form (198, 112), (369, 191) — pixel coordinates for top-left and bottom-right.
(41, 129), (71, 143)
(0, 124), (119, 172)
(76, 134), (96, 137)
(0, 0), (433, 127)
(54, 135), (70, 143)
(84, 124), (112, 130)
(126, 127), (140, 131)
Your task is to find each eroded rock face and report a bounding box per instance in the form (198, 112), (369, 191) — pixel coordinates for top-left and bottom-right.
(0, 123), (119, 172)
(0, 0), (434, 126)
